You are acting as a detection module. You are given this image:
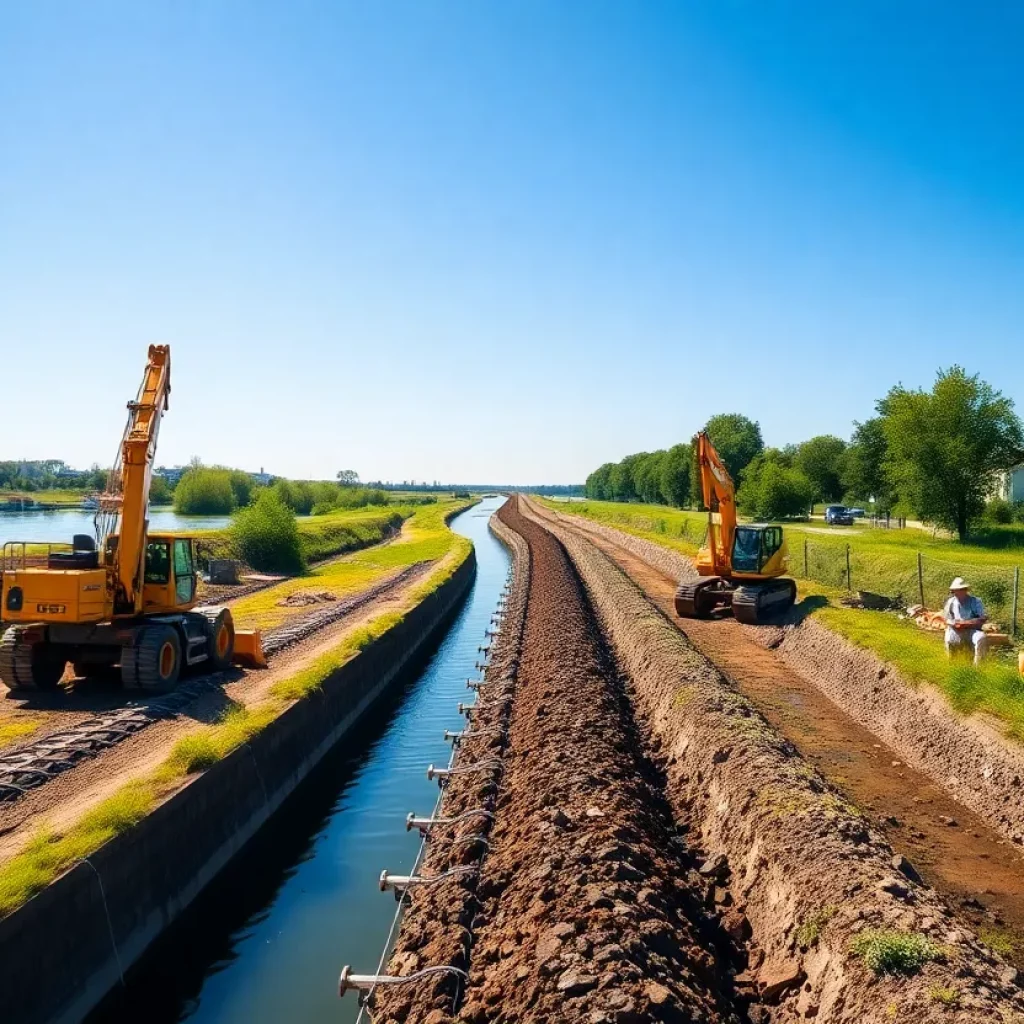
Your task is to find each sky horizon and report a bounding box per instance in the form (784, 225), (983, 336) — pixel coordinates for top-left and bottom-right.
(3, 3), (1023, 484)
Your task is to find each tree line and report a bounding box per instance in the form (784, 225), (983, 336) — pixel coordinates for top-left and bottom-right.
(585, 366), (1024, 542)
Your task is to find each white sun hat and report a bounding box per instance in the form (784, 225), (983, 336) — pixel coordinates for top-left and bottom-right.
(949, 577), (971, 591)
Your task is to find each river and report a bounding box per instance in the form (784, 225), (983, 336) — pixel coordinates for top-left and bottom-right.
(89, 495), (509, 1024)
(0, 508), (233, 546)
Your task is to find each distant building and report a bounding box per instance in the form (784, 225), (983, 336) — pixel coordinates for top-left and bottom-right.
(995, 465), (1024, 503)
(251, 467), (273, 486)
(154, 465), (188, 486)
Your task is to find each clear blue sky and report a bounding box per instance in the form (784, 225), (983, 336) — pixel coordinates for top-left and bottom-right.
(2, 2), (1023, 484)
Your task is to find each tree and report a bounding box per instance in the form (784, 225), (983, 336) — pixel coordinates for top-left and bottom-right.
(704, 413), (765, 481)
(879, 366), (1024, 541)
(736, 449), (813, 521)
(842, 417), (892, 509)
(794, 435), (847, 505)
(633, 451), (666, 504)
(607, 461), (635, 501)
(336, 469), (360, 486)
(659, 444), (691, 507)
(585, 463), (614, 500)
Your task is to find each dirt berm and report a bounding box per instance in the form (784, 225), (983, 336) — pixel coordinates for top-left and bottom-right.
(524, 498), (1023, 1022)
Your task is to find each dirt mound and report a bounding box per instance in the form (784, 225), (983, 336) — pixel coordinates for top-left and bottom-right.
(278, 589), (337, 607)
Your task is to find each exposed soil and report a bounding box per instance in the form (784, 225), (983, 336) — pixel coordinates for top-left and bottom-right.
(522, 497), (1024, 1020)
(535, 503), (1024, 965)
(458, 498), (743, 1023)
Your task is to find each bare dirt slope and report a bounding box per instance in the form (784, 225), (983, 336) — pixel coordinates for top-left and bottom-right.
(531, 500), (1024, 965)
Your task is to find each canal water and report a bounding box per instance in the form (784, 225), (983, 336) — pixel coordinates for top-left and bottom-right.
(0, 508), (233, 546)
(90, 496), (509, 1024)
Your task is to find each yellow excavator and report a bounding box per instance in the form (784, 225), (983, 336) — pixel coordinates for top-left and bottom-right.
(674, 430), (796, 624)
(0, 345), (265, 692)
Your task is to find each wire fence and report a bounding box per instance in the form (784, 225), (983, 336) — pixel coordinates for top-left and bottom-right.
(793, 537), (1021, 637)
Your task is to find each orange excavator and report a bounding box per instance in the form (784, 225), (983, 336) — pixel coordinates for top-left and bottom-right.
(674, 431), (796, 624)
(0, 345), (266, 693)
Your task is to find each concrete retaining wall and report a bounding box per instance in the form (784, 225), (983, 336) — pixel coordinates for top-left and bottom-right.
(0, 548), (477, 1024)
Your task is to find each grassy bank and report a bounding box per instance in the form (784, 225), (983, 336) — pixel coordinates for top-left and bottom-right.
(193, 505), (407, 567)
(538, 497), (1024, 740)
(229, 500), (469, 631)
(0, 499), (475, 918)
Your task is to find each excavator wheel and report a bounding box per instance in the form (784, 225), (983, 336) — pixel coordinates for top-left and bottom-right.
(732, 579), (797, 625)
(195, 606), (235, 671)
(121, 624), (182, 692)
(675, 578), (734, 619)
(0, 626), (65, 692)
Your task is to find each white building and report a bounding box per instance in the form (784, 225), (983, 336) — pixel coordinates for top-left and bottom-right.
(995, 465), (1024, 503)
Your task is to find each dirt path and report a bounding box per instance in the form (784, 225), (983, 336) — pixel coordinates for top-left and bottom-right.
(548, 508), (1024, 966)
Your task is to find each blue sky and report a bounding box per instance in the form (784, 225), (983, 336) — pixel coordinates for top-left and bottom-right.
(2, 2), (1022, 484)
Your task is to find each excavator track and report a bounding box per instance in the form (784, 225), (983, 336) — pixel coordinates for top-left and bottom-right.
(674, 577), (734, 618)
(732, 578), (797, 625)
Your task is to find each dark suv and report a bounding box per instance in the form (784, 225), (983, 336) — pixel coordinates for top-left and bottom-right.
(824, 505), (854, 526)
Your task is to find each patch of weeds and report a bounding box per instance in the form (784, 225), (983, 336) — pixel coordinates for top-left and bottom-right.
(850, 929), (941, 976)
(0, 718), (41, 749)
(159, 704), (278, 779)
(796, 906), (836, 947)
(928, 985), (960, 1006)
(0, 781), (155, 918)
(672, 686), (694, 708)
(979, 926), (1020, 957)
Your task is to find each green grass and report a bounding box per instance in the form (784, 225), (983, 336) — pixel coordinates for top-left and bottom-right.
(0, 488), (92, 507)
(195, 505), (406, 566)
(0, 499), (477, 920)
(0, 718), (41, 749)
(978, 926), (1021, 957)
(928, 985), (960, 1006)
(0, 782), (155, 917)
(850, 929), (941, 975)
(796, 906), (837, 947)
(230, 501), (469, 631)
(541, 497), (1024, 739)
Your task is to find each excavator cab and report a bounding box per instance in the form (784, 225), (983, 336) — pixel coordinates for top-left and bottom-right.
(730, 526), (786, 577)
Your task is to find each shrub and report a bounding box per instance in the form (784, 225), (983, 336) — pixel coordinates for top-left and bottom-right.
(227, 470), (256, 508)
(850, 929), (940, 975)
(150, 475), (175, 505)
(984, 498), (1014, 525)
(231, 490), (305, 573)
(173, 467), (237, 515)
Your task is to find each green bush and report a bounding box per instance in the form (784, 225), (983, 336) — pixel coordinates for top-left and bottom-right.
(850, 929), (940, 975)
(173, 467), (237, 515)
(227, 470), (256, 508)
(150, 475), (174, 505)
(984, 498), (1014, 524)
(231, 491), (305, 573)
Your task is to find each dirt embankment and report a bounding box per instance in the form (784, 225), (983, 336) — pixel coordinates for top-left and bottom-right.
(524, 498), (1023, 1021)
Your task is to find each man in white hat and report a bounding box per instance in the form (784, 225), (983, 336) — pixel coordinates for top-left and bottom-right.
(943, 578), (988, 664)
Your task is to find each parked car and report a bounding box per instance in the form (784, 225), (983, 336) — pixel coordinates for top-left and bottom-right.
(824, 505), (855, 526)
(847, 507), (866, 518)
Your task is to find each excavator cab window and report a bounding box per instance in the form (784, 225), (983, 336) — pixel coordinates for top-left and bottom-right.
(762, 527), (783, 562)
(173, 539), (196, 604)
(144, 541), (171, 584)
(732, 528), (762, 573)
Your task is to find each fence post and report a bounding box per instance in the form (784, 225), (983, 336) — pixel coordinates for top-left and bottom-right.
(846, 544), (852, 592)
(803, 539), (809, 579)
(1013, 566), (1020, 639)
(917, 552), (925, 608)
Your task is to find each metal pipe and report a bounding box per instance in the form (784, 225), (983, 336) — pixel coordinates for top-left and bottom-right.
(406, 808), (494, 833)
(339, 964), (469, 997)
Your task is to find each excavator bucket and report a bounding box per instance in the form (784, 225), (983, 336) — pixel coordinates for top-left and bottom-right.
(233, 629), (268, 668)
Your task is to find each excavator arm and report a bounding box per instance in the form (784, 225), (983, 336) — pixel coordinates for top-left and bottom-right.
(696, 430), (737, 576)
(98, 345), (171, 614)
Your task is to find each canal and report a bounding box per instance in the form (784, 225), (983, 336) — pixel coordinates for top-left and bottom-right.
(89, 496), (509, 1024)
